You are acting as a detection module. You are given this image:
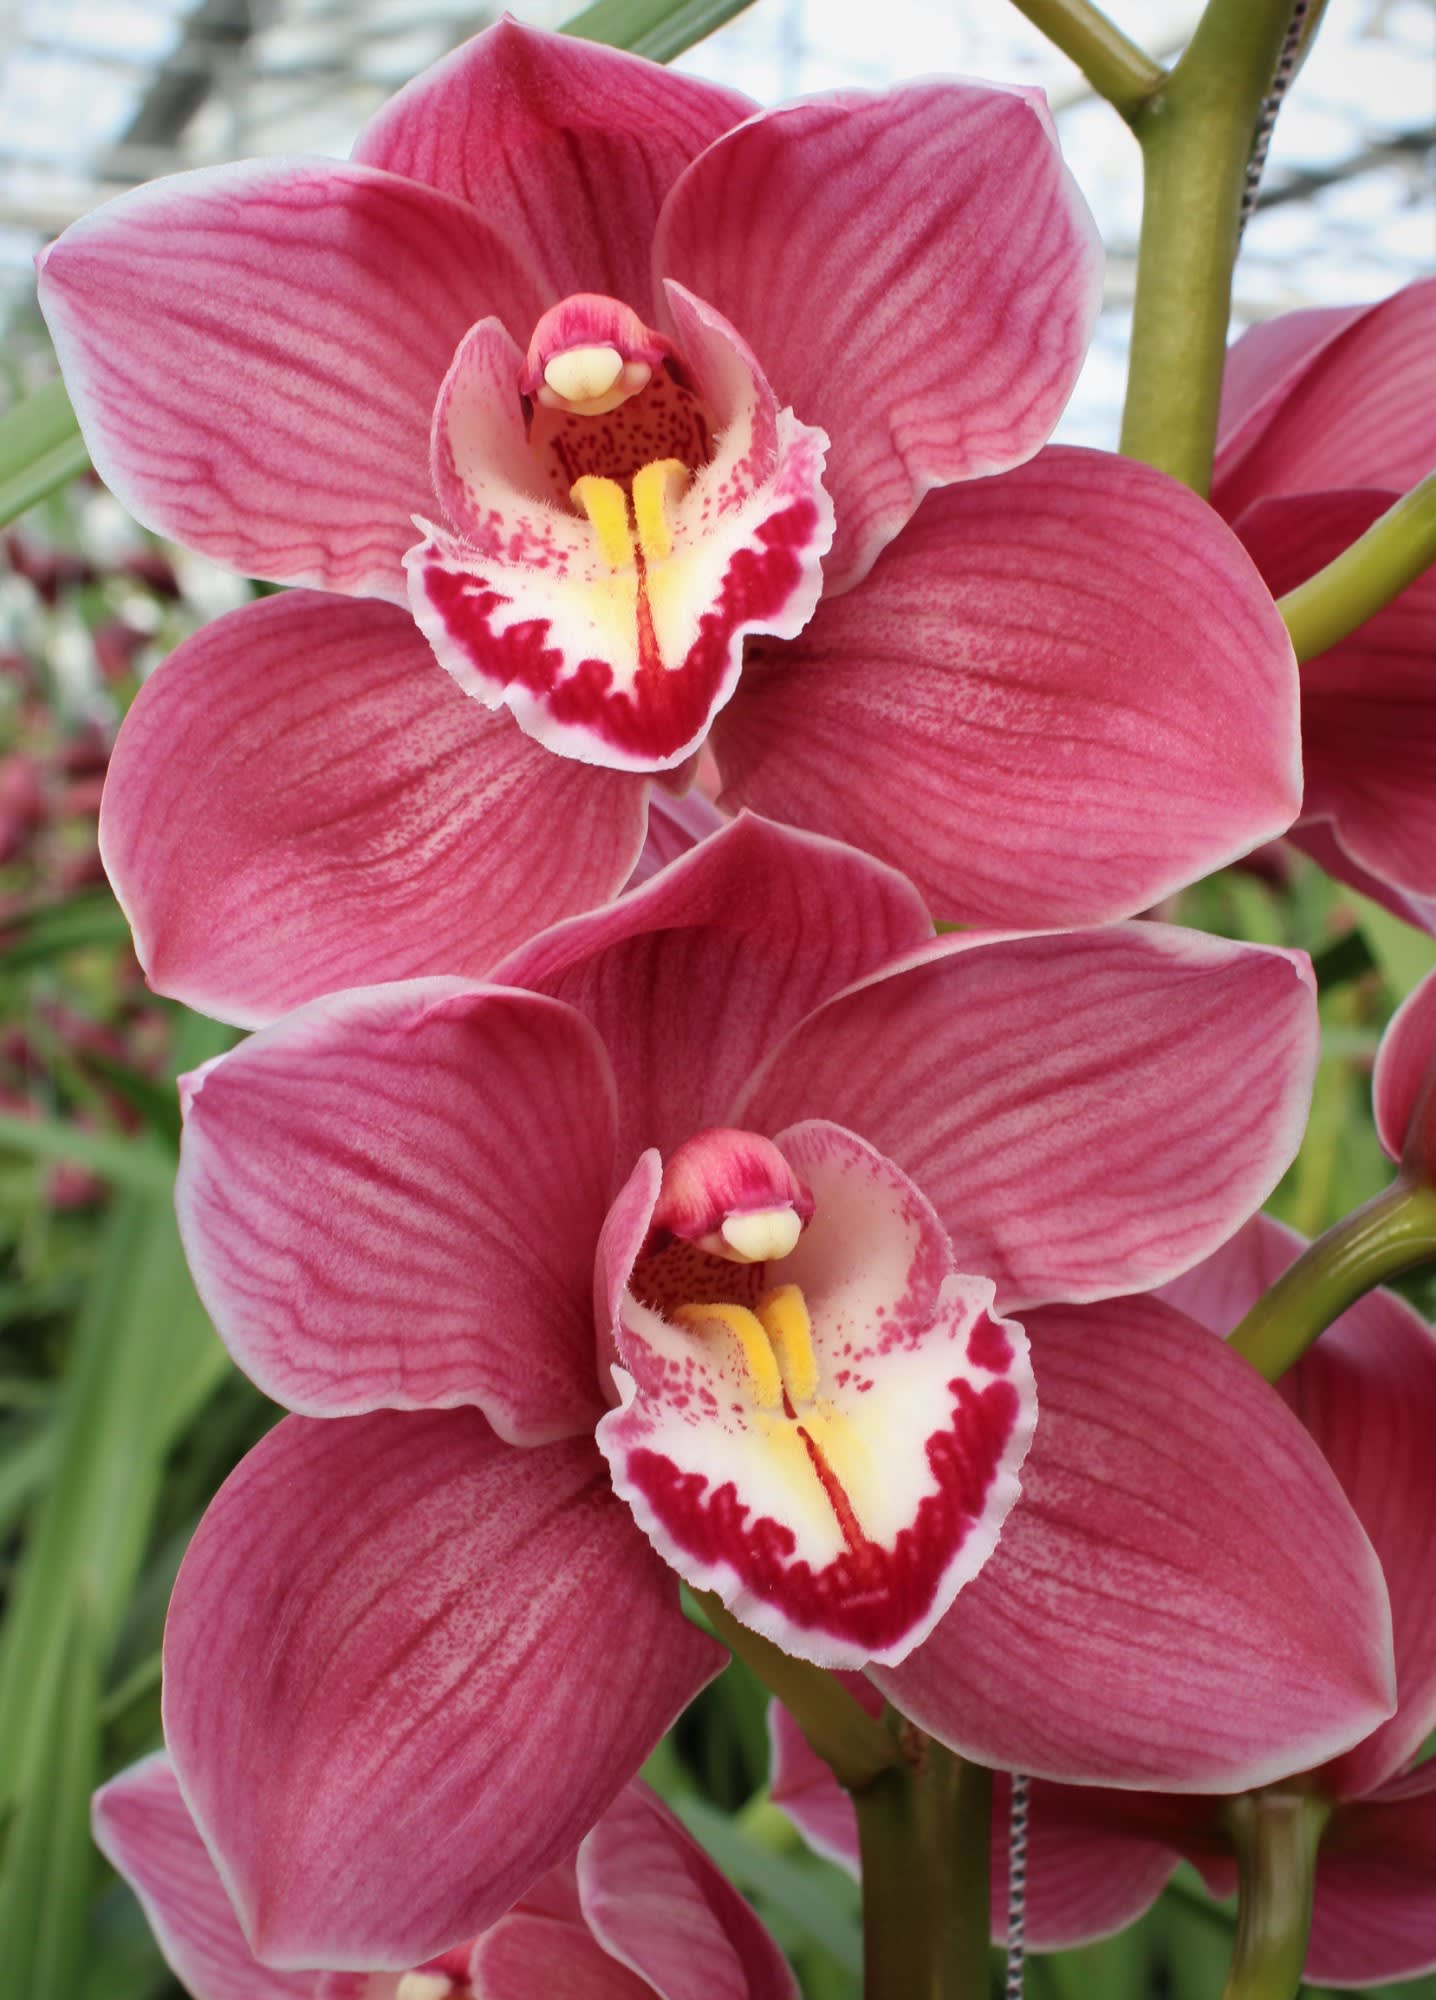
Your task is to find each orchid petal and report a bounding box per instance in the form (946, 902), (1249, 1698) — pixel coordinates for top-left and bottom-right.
(741, 924), (1316, 1311)
(354, 20), (751, 322)
(1237, 489), (1436, 900)
(1375, 966), (1436, 1163)
(92, 1754), (322, 2000)
(99, 592), (648, 1028)
(1288, 820), (1436, 938)
(655, 85), (1101, 591)
(577, 1786), (800, 2000)
(1213, 278), (1436, 518)
(626, 783), (726, 888)
(470, 1916), (655, 2000)
(177, 979), (615, 1442)
(495, 814), (932, 1163)
(164, 1411), (722, 1970)
(38, 161), (541, 597)
(599, 1123), (1033, 1669)
(872, 1296), (1395, 1789)
(1163, 1213), (1436, 1799)
(715, 450), (1301, 925)
(1215, 301), (1369, 473)
(1307, 1766), (1436, 1987)
(408, 289), (832, 773)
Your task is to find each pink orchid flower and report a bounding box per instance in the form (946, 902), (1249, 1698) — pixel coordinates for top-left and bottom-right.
(160, 816), (1390, 1970)
(773, 1209), (1436, 1984)
(1213, 277), (1436, 933)
(94, 1752), (798, 2000)
(38, 21), (1301, 1027)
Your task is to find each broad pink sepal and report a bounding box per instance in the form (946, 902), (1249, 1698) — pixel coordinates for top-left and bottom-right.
(714, 448), (1301, 926)
(163, 1410), (722, 1969)
(872, 1294), (1395, 1789)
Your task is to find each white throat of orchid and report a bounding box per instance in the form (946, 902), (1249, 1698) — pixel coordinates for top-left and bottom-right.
(405, 288), (834, 772)
(594, 1122), (1037, 1671)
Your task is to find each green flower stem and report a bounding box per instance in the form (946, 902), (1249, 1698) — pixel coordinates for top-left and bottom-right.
(1280, 470), (1436, 661)
(1219, 1791), (1331, 2000)
(691, 1591), (899, 1790)
(1004, 0), (1164, 122)
(853, 1718), (992, 2000)
(1119, 0), (1310, 492)
(1229, 1177), (1436, 1382)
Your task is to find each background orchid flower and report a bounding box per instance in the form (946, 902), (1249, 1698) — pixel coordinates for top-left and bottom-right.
(93, 1752), (798, 2000)
(1212, 277), (1436, 932)
(773, 1209), (1436, 1985)
(38, 21), (1303, 1027)
(160, 815), (1389, 1969)
(1374, 960), (1436, 1179)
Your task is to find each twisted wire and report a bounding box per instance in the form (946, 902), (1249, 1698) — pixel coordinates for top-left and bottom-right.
(1005, 1770), (1030, 1999)
(1240, 0), (1313, 235)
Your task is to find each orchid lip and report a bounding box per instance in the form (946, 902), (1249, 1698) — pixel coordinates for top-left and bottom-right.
(409, 284), (834, 774)
(597, 1120), (1035, 1668)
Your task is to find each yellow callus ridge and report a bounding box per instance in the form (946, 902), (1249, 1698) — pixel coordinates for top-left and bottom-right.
(757, 1284), (820, 1404)
(632, 457), (689, 562)
(674, 1302), (784, 1409)
(571, 459), (689, 572)
(673, 1284), (822, 1413)
(570, 474), (633, 571)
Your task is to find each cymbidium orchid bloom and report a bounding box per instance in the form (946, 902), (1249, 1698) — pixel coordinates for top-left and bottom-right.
(160, 817), (1392, 1970)
(1213, 276), (1436, 932)
(773, 1211), (1436, 1985)
(38, 21), (1304, 1026)
(93, 1753), (798, 1999)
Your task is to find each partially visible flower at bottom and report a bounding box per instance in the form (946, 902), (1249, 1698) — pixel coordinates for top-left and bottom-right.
(772, 1212), (1436, 1986)
(93, 1752), (798, 1999)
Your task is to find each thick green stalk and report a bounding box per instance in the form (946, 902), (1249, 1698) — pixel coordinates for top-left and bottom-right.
(1229, 1177), (1436, 1381)
(1219, 1791), (1330, 2000)
(1120, 0), (1308, 492)
(1005, 0), (1163, 122)
(692, 1591), (899, 1790)
(1280, 470), (1436, 661)
(853, 1719), (992, 2000)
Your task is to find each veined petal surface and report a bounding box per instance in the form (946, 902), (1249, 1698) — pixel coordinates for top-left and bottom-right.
(1239, 489), (1436, 902)
(177, 980), (616, 1442)
(470, 1916), (655, 1999)
(1213, 278), (1436, 518)
(38, 160), (542, 597)
(714, 449), (1301, 926)
(99, 592), (648, 1028)
(496, 814), (932, 1163)
(656, 84), (1101, 591)
(872, 1296), (1395, 1789)
(92, 1755), (323, 2000)
(1308, 1764), (1436, 1986)
(577, 1786), (800, 2000)
(354, 20), (752, 322)
(163, 1411), (722, 1970)
(1161, 1214), (1436, 1799)
(740, 924), (1316, 1311)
